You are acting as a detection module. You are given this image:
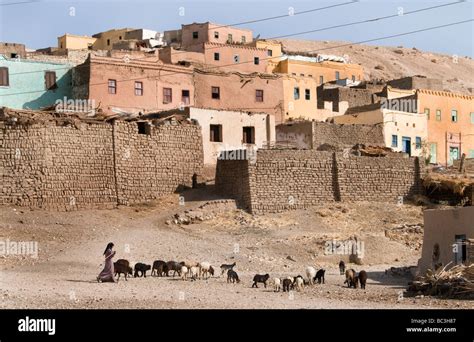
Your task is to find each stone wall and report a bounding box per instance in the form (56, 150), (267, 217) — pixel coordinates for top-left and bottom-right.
(312, 122), (384, 149)
(0, 119), (203, 210)
(317, 87), (375, 112)
(216, 149), (423, 214)
(276, 121), (384, 150)
(387, 76), (443, 91)
(114, 121), (203, 205)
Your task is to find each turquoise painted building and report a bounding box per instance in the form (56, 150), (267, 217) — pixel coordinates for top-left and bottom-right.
(0, 55), (73, 109)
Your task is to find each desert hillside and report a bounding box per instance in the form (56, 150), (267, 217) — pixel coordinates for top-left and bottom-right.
(278, 39), (474, 94)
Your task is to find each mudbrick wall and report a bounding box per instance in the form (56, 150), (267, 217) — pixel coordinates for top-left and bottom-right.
(0, 120), (203, 210)
(312, 122), (384, 149)
(216, 149), (424, 214)
(114, 121), (203, 205)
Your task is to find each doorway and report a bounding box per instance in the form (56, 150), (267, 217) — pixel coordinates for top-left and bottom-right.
(448, 147), (460, 166)
(402, 136), (411, 156)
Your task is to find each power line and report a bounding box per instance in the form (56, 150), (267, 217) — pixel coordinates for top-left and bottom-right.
(167, 0), (462, 58)
(1, 19), (472, 97)
(0, 0), (39, 6)
(6, 1), (358, 75)
(7, 0), (465, 77)
(78, 18), (474, 88)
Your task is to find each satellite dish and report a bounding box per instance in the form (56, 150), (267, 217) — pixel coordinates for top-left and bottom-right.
(255, 34), (261, 40)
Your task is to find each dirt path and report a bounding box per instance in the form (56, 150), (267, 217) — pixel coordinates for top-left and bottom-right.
(0, 191), (471, 309)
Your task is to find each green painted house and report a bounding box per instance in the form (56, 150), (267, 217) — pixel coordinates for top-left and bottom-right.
(0, 55), (73, 109)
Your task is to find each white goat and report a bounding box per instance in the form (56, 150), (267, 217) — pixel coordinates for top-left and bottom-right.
(305, 266), (317, 285)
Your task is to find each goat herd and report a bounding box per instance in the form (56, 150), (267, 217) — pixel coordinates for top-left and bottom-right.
(112, 259), (369, 292)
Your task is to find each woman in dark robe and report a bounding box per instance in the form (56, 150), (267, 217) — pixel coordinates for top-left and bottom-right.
(97, 242), (116, 283)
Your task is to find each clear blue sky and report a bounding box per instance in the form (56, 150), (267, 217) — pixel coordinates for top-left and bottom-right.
(0, 0), (473, 56)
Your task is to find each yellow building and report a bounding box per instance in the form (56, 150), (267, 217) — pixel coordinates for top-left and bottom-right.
(57, 34), (97, 52)
(276, 57), (364, 85)
(249, 40), (283, 73)
(92, 28), (134, 50)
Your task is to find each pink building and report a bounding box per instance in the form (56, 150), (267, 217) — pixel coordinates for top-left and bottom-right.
(181, 22), (253, 51)
(159, 43), (268, 74)
(193, 70), (284, 123)
(76, 55), (194, 114)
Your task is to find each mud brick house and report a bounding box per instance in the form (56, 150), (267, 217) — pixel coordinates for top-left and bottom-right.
(179, 22), (253, 50)
(418, 207), (474, 274)
(159, 42), (269, 74)
(144, 107), (275, 176)
(193, 69), (285, 123)
(415, 89), (474, 166)
(0, 55), (73, 110)
(0, 42), (26, 59)
(73, 55), (195, 114)
(333, 101), (428, 158)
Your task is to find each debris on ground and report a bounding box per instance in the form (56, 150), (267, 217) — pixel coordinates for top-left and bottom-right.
(385, 224), (423, 250)
(407, 263), (474, 299)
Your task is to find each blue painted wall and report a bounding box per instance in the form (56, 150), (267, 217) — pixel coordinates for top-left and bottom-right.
(0, 55), (72, 109)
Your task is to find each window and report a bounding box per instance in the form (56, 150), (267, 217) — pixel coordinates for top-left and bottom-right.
(241, 36), (246, 43)
(451, 109), (458, 122)
(335, 71), (340, 80)
(45, 71), (57, 90)
(182, 90), (190, 105)
(300, 73), (304, 77)
(0, 67), (9, 86)
(163, 87), (172, 104)
(137, 122), (151, 135)
(305, 89), (310, 100)
(108, 79), (116, 94)
(233, 55), (240, 63)
(471, 112), (474, 124)
(211, 86), (220, 99)
(291, 73), (296, 76)
(391, 135), (398, 148)
(192, 31), (199, 39)
(267, 49), (273, 57)
(352, 75), (355, 82)
(436, 109), (441, 121)
(294, 87), (300, 100)
(319, 76), (324, 85)
(11, 53), (18, 59)
(256, 89), (264, 102)
(416, 137), (422, 149)
(119, 36), (122, 40)
(214, 52), (220, 61)
(107, 39), (110, 46)
(214, 31), (219, 39)
(243, 126), (255, 144)
(227, 34), (233, 43)
(308, 74), (313, 78)
(210, 124), (222, 142)
(254, 57), (259, 65)
(424, 108), (430, 120)
(134, 81), (143, 96)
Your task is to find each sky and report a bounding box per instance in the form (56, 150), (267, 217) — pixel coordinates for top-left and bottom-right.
(0, 0), (473, 57)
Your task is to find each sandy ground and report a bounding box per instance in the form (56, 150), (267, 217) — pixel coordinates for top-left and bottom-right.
(279, 39), (474, 94)
(0, 188), (472, 309)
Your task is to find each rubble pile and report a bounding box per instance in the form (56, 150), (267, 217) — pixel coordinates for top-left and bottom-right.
(408, 263), (474, 299)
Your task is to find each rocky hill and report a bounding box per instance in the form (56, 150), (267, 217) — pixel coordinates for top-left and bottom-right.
(278, 39), (474, 94)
